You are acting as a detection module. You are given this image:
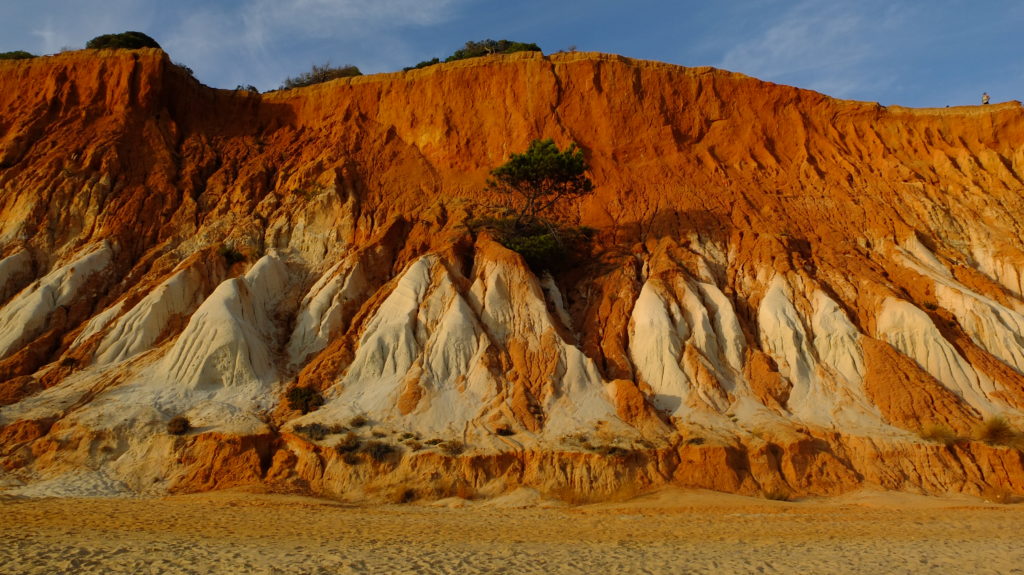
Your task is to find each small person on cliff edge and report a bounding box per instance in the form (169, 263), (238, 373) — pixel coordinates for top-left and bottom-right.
(982, 92), (990, 105)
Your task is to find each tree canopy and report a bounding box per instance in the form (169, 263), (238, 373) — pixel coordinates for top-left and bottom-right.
(487, 138), (594, 224)
(479, 139), (596, 272)
(85, 31), (161, 50)
(0, 51), (36, 60)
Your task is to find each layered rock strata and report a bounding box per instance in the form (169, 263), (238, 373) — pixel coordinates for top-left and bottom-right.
(2, 49), (1024, 499)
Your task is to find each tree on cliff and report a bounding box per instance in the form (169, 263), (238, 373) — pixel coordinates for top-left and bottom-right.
(477, 139), (596, 272)
(487, 138), (594, 225)
(85, 31), (161, 50)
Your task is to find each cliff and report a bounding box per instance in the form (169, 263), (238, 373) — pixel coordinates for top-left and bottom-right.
(2, 48), (1024, 500)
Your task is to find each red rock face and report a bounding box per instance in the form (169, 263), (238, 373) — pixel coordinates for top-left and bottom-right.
(2, 49), (1024, 499)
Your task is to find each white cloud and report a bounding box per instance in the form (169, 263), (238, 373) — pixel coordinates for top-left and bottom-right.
(162, 0), (469, 89)
(168, 0), (463, 58)
(718, 1), (911, 99)
(1, 1), (158, 55)
(31, 23), (68, 54)
(245, 0), (460, 36)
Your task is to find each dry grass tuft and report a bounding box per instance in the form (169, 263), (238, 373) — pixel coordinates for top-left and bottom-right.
(384, 487), (418, 504)
(977, 417), (1018, 446)
(335, 432), (361, 454)
(361, 440), (397, 463)
(919, 423), (959, 446)
(166, 415), (191, 435)
(439, 440), (465, 456)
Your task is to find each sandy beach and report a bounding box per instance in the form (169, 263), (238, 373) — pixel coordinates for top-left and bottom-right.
(2, 488), (1023, 574)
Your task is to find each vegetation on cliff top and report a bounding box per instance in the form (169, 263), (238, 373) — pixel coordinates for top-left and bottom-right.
(404, 39), (541, 71)
(281, 62), (362, 89)
(0, 51), (36, 60)
(86, 31), (161, 50)
(448, 39), (541, 61)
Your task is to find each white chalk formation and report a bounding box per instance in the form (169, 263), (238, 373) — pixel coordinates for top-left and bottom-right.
(302, 251), (628, 441)
(0, 242), (112, 360)
(8, 226), (1024, 500)
(286, 256), (368, 369)
(87, 263), (211, 366)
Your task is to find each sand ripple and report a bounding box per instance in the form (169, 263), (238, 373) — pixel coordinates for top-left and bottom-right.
(2, 490), (1023, 574)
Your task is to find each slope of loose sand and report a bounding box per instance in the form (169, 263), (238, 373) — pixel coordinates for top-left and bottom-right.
(2, 488), (1023, 574)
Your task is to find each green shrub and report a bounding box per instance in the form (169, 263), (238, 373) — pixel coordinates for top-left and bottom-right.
(0, 51), (36, 60)
(286, 386), (324, 414)
(86, 31), (161, 50)
(470, 216), (594, 273)
(281, 62), (361, 90)
(167, 415), (191, 435)
(403, 57), (440, 71)
(446, 39), (541, 62)
(502, 231), (562, 269)
(219, 245), (246, 266)
(404, 40), (540, 71)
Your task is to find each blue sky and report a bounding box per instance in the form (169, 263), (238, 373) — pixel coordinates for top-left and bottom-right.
(4, 0), (1022, 107)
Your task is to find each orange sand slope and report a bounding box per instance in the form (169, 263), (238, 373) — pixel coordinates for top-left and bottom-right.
(1, 489), (1023, 575)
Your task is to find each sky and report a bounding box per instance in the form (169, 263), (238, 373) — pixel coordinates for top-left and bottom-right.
(3, 0), (1022, 108)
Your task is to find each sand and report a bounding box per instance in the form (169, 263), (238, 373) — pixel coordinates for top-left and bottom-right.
(2, 488), (1023, 574)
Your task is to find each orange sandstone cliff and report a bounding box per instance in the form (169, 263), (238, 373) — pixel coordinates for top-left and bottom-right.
(2, 48), (1024, 500)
